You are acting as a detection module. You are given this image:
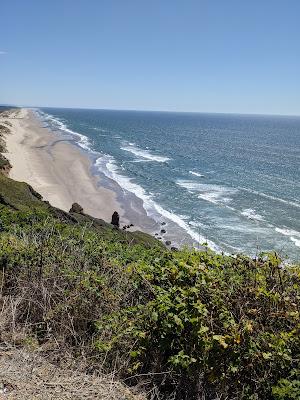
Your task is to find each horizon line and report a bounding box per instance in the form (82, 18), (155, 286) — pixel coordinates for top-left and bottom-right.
(1, 103), (300, 118)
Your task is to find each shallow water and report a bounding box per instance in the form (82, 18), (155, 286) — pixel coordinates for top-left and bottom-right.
(37, 108), (300, 260)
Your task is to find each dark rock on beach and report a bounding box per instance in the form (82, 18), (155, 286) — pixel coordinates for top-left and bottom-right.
(165, 240), (171, 246)
(69, 203), (84, 214)
(111, 211), (120, 228)
(160, 229), (166, 234)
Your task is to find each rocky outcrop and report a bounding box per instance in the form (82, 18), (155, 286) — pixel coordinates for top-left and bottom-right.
(111, 211), (120, 228)
(122, 223), (134, 230)
(69, 203), (84, 214)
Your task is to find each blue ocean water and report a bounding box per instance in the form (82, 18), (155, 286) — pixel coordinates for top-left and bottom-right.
(38, 108), (300, 260)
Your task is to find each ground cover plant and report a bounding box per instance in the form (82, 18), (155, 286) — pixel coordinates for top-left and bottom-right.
(0, 172), (299, 399)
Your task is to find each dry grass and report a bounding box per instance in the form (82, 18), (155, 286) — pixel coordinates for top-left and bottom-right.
(0, 347), (145, 399)
(0, 296), (145, 400)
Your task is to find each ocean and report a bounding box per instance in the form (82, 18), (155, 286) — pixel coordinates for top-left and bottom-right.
(37, 107), (300, 260)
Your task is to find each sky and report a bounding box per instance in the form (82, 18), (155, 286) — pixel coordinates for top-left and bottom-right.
(1, 0), (300, 115)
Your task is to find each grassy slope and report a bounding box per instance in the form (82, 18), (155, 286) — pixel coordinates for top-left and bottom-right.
(0, 123), (12, 171)
(0, 173), (299, 399)
(0, 173), (162, 248)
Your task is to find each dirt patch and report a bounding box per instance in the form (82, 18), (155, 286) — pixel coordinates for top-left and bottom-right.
(0, 347), (143, 400)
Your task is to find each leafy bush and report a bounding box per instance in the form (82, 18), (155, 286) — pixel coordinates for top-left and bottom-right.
(0, 203), (299, 399)
(95, 250), (300, 399)
(272, 369), (300, 399)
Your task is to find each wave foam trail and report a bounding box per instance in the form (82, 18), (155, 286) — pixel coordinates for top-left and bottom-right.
(239, 187), (300, 209)
(36, 109), (91, 151)
(291, 237), (300, 247)
(177, 180), (237, 205)
(189, 171), (205, 177)
(241, 208), (265, 221)
(121, 143), (170, 162)
(275, 227), (300, 248)
(275, 227), (300, 237)
(95, 155), (219, 252)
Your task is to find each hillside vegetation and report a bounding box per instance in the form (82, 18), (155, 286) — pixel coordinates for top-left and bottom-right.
(0, 116), (12, 174)
(0, 158), (299, 398)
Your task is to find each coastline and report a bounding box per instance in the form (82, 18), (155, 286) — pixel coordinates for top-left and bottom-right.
(1, 107), (299, 257)
(1, 108), (129, 225)
(0, 107), (207, 249)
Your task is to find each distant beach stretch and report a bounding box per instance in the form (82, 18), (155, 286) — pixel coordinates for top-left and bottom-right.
(1, 107), (300, 259)
(2, 109), (127, 224)
(1, 108), (174, 243)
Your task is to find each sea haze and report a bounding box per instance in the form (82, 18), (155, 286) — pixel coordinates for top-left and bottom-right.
(38, 108), (300, 260)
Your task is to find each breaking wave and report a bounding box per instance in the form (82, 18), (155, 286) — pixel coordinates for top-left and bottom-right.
(121, 142), (170, 162)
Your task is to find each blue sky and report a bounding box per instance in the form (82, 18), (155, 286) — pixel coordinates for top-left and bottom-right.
(1, 0), (300, 115)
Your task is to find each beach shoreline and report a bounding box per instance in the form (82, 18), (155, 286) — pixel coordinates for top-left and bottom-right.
(1, 108), (132, 225)
(0, 107), (202, 249)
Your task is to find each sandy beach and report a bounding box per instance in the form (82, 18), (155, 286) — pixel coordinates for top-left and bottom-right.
(0, 107), (195, 247)
(1, 108), (125, 223)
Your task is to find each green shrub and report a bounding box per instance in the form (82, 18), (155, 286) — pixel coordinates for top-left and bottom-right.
(0, 195), (299, 399)
(272, 369), (300, 399)
(95, 251), (300, 399)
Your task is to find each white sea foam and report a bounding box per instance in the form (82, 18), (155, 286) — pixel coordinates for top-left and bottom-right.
(95, 155), (219, 251)
(121, 143), (170, 162)
(239, 187), (300, 209)
(177, 182), (263, 224)
(275, 227), (300, 248)
(36, 110), (92, 151)
(177, 180), (237, 205)
(241, 208), (265, 221)
(92, 127), (107, 132)
(188, 220), (206, 228)
(218, 223), (268, 234)
(189, 170), (205, 177)
(291, 237), (300, 247)
(275, 227), (300, 237)
(130, 159), (153, 163)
